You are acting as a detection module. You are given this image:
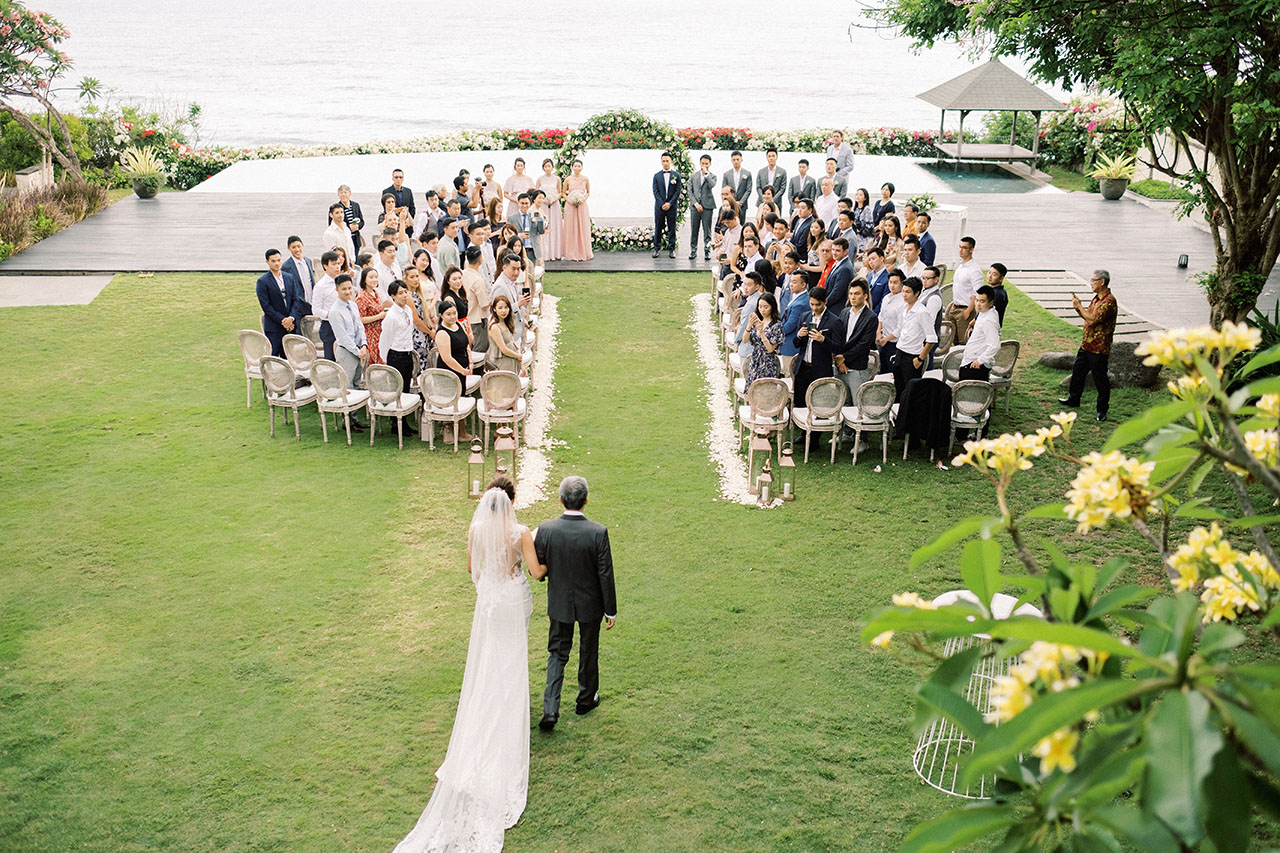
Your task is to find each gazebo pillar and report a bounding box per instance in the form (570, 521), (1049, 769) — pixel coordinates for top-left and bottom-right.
(1031, 111), (1043, 157)
(957, 110), (970, 158)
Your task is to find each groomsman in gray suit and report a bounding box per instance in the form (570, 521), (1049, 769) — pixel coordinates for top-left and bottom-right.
(688, 154), (717, 260)
(787, 159), (818, 217)
(723, 150), (752, 218)
(756, 147), (788, 209)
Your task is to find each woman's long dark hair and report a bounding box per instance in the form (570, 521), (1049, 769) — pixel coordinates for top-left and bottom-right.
(755, 292), (780, 324)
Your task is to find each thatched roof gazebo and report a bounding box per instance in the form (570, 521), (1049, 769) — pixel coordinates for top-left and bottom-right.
(917, 59), (1065, 167)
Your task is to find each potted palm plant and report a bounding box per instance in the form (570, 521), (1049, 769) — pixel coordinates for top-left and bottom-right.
(119, 146), (166, 199)
(1089, 152), (1136, 200)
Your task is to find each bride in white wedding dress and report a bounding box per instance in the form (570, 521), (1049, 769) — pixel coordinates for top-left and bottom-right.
(394, 478), (546, 853)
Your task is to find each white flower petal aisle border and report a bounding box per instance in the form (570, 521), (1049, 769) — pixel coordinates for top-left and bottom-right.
(513, 293), (561, 510)
(689, 292), (764, 506)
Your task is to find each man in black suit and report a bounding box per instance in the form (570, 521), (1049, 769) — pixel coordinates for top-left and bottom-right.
(792, 285), (842, 444)
(652, 151), (681, 259)
(382, 168), (416, 236)
(534, 475), (617, 731)
(823, 237), (855, 312)
(255, 248), (302, 357)
(832, 279), (878, 405)
(790, 198), (815, 249)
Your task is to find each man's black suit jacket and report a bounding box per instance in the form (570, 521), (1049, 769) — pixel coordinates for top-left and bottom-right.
(791, 309), (843, 378)
(832, 305), (878, 371)
(381, 184), (416, 218)
(534, 513), (616, 624)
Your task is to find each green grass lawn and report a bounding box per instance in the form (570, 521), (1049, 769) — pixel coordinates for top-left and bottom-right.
(0, 270), (1266, 850)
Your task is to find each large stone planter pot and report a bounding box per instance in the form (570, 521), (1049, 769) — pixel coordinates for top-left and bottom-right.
(132, 178), (160, 199)
(1099, 178), (1129, 201)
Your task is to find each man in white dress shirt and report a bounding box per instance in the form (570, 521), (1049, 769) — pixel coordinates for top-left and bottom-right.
(323, 203), (356, 262)
(372, 240), (401, 306)
(898, 235), (926, 281)
(948, 236), (982, 345)
(825, 130), (854, 177)
(958, 286), (1000, 383)
(310, 251), (342, 361)
(814, 178), (840, 230)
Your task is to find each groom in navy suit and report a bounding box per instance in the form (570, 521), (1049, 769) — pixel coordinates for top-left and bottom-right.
(651, 151), (681, 259)
(256, 248), (303, 357)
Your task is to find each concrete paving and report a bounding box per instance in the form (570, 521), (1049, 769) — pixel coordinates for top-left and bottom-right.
(0, 274), (115, 307)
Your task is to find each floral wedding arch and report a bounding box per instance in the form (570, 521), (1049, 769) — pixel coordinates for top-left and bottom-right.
(554, 109), (694, 224)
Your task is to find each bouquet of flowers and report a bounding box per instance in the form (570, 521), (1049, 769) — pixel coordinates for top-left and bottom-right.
(566, 189), (587, 207)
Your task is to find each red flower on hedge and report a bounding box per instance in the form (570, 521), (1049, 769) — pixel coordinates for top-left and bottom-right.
(142, 129), (155, 138)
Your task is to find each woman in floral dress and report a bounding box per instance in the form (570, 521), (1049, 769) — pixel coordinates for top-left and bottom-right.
(745, 292), (783, 386)
(357, 267), (387, 366)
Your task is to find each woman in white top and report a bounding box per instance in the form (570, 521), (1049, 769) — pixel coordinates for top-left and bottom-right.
(380, 280), (417, 393)
(876, 269), (909, 373)
(323, 202), (356, 260)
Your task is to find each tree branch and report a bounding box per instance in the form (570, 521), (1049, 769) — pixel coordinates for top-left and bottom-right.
(1225, 470), (1280, 570)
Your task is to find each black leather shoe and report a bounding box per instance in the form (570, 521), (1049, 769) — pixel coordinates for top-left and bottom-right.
(538, 714), (557, 731)
(1096, 411), (1108, 422)
(688, 251), (697, 260)
(651, 249), (660, 258)
(575, 695), (601, 716)
(1057, 397), (1080, 408)
(668, 249), (675, 259)
(348, 421), (366, 433)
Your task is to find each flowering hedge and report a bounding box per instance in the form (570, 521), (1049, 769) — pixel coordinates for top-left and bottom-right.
(590, 220), (653, 251)
(1038, 96), (1142, 170)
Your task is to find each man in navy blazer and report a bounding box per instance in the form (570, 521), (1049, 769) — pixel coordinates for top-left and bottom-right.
(281, 235), (316, 316)
(823, 238), (855, 311)
(651, 151), (682, 259)
(780, 272), (813, 359)
(256, 248), (303, 357)
(917, 212), (937, 266)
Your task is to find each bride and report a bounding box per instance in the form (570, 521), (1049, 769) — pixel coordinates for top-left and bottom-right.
(394, 476), (546, 852)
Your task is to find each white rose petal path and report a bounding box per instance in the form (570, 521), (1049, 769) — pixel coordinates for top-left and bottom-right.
(688, 292), (778, 507)
(513, 293), (561, 510)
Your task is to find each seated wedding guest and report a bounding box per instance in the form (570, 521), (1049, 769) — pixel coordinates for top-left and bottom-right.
(873, 182), (896, 226)
(949, 236), (982, 345)
(892, 276), (937, 401)
(735, 271), (764, 362)
(899, 235), (926, 281)
(335, 184), (365, 257)
(311, 251), (342, 360)
(462, 245), (492, 353)
(814, 177), (840, 227)
(759, 213), (780, 248)
(780, 266), (812, 356)
(916, 211), (937, 265)
(959, 285), (1000, 382)
(256, 248), (302, 357)
(851, 188), (876, 253)
(356, 251), (373, 271)
(433, 300), (474, 443)
(358, 267), (387, 365)
(741, 235), (765, 274)
(777, 251), (802, 313)
(822, 158), (848, 198)
(283, 235), (315, 315)
(380, 280), (417, 392)
(745, 291), (783, 386)
(487, 294), (524, 375)
(400, 264), (435, 368)
(862, 246), (890, 312)
(382, 168), (416, 235)
(329, 275), (370, 428)
(324, 203), (356, 260)
(809, 238), (834, 290)
(792, 286), (842, 441)
(824, 237), (854, 311)
(876, 270), (907, 373)
(372, 240), (401, 305)
(414, 189), (444, 237)
(901, 202), (920, 236)
(987, 262), (1009, 326)
(832, 279), (877, 403)
(438, 217), (462, 270)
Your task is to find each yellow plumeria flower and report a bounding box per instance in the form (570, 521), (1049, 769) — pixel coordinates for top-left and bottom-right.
(1168, 374), (1210, 401)
(871, 630), (894, 649)
(986, 675), (1035, 723)
(1201, 568), (1263, 622)
(1033, 727), (1081, 774)
(1049, 411), (1077, 435)
(1064, 450), (1156, 532)
(1259, 394), (1280, 422)
(1239, 550), (1280, 590)
(891, 591), (938, 610)
(1245, 429), (1278, 468)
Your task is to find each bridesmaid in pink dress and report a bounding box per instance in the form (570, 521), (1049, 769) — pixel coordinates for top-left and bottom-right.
(535, 159), (562, 261)
(561, 159), (593, 261)
(503, 158), (536, 219)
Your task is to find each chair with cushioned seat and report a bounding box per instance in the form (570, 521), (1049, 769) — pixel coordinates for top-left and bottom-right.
(948, 380), (996, 455)
(237, 329), (271, 409)
(310, 359), (371, 446)
(259, 355), (316, 440)
(789, 377), (847, 463)
(738, 377), (790, 453)
(365, 364), (422, 450)
(419, 369), (477, 451)
(841, 380), (895, 466)
(477, 370), (528, 453)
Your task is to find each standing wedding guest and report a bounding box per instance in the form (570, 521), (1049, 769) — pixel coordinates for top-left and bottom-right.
(754, 257), (778, 296)
(986, 262), (1009, 326)
(1059, 270), (1118, 422)
(734, 271), (764, 362)
(414, 189), (445, 237)
(334, 246), (354, 279)
(536, 159), (563, 261)
(790, 197), (815, 246)
(787, 160), (818, 217)
(892, 276), (937, 401)
(822, 158), (848, 198)
(824, 238), (855, 312)
(381, 280), (417, 392)
(876, 215), (903, 269)
(478, 163), (503, 210)
(826, 129), (854, 177)
(380, 211), (411, 268)
(723, 151), (752, 216)
(651, 151), (681, 259)
(814, 178), (840, 228)
(876, 270), (908, 373)
(324, 203), (356, 261)
(439, 265), (471, 328)
(413, 246), (439, 300)
(899, 235), (926, 282)
(862, 247), (891, 312)
(462, 245), (492, 354)
(335, 184), (365, 257)
(283, 235), (315, 315)
(756, 147), (787, 208)
(450, 176), (473, 220)
(382, 168), (416, 235)
(715, 185), (739, 231)
(780, 269), (812, 358)
(688, 154), (716, 261)
(746, 291), (783, 386)
(948, 236), (982, 344)
(437, 218), (462, 272)
(507, 193), (545, 264)
(358, 267), (387, 365)
(833, 209), (857, 245)
(765, 219), (793, 265)
(256, 248), (302, 357)
(918, 265), (945, 366)
(832, 279), (877, 402)
(561, 159), (593, 261)
(799, 221), (827, 286)
(401, 264), (435, 369)
(873, 182), (896, 227)
(777, 251), (802, 312)
(312, 251), (342, 360)
(372, 240), (402, 305)
(433, 301), (474, 442)
(792, 286), (842, 440)
(487, 294), (523, 374)
(491, 253), (530, 349)
(329, 275), (370, 424)
(714, 207), (743, 283)
(503, 158), (535, 218)
(916, 211), (937, 265)
(754, 194), (777, 232)
(958, 285), (1001, 382)
(484, 196), (505, 233)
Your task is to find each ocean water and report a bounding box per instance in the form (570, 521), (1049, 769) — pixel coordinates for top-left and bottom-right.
(41, 0), (1062, 147)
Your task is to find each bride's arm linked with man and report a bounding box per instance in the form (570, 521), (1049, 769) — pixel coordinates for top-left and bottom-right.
(533, 475), (617, 732)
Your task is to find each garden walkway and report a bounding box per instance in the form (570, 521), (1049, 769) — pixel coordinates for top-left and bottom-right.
(0, 189), (1274, 328)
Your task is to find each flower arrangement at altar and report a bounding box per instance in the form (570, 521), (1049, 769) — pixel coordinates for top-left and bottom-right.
(865, 321), (1280, 851)
(590, 221), (652, 252)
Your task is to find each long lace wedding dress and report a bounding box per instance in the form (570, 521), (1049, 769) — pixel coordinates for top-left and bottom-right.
(393, 489), (534, 852)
